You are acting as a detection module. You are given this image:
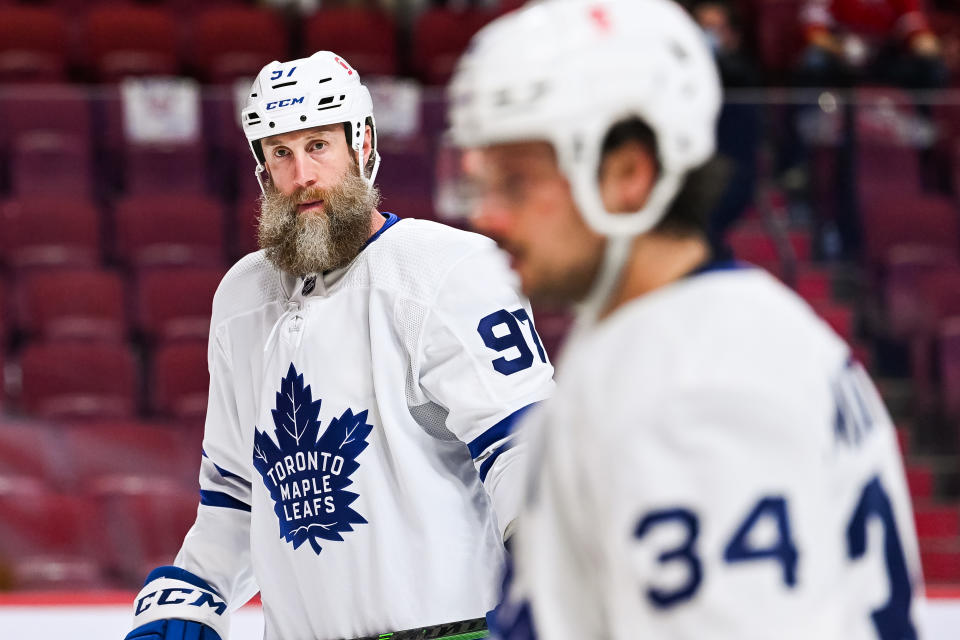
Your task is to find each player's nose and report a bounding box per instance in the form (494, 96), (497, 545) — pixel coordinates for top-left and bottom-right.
(291, 151), (318, 190)
(471, 195), (513, 242)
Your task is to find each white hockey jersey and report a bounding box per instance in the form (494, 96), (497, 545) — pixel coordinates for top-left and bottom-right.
(175, 214), (555, 640)
(495, 262), (924, 640)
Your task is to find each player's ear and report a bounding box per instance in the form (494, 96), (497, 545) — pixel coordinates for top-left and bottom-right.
(361, 124), (373, 168)
(598, 140), (658, 214)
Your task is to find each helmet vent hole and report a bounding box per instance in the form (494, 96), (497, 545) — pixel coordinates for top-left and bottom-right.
(318, 77), (332, 84)
(269, 122), (275, 128)
(318, 96), (334, 106)
(300, 115), (307, 122)
(271, 81), (298, 89)
(251, 93), (258, 98)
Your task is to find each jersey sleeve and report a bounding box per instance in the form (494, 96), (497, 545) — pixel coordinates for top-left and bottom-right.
(173, 302), (259, 611)
(415, 243), (555, 539)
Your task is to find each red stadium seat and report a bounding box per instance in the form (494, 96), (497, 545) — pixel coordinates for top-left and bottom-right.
(113, 194), (226, 268)
(411, 8), (494, 85)
(914, 502), (960, 540)
(793, 267), (832, 304)
(812, 302), (856, 342)
(15, 268), (127, 342)
(0, 486), (105, 589)
(0, 7), (69, 82)
(60, 421), (199, 486)
(18, 342), (138, 420)
(883, 245), (959, 339)
(0, 420), (66, 487)
(84, 5), (179, 81)
(124, 144), (209, 195)
(10, 132), (93, 196)
(151, 341), (209, 421)
(0, 85), (93, 195)
(136, 266), (224, 342)
(861, 192), (960, 270)
(90, 478), (199, 584)
(303, 8), (398, 76)
(0, 196), (101, 270)
(0, 8), (70, 82)
(190, 6), (287, 83)
(921, 542), (960, 583)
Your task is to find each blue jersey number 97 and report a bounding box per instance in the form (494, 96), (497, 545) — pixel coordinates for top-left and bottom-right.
(477, 308), (548, 375)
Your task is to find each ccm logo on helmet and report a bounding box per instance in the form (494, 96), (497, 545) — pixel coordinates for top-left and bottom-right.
(266, 96), (305, 110)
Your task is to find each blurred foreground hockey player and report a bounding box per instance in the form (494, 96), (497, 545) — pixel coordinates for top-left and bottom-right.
(448, 0), (925, 637)
(125, 51), (553, 640)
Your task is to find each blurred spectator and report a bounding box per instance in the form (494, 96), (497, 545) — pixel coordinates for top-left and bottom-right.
(690, 0), (761, 255)
(691, 0), (761, 87)
(798, 0), (948, 89)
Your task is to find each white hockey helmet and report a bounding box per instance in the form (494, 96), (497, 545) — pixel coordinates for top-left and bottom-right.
(242, 51), (381, 193)
(449, 0), (722, 238)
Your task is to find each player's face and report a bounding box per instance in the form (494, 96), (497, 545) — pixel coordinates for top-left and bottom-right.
(261, 123), (360, 201)
(467, 142), (605, 304)
(256, 124), (379, 276)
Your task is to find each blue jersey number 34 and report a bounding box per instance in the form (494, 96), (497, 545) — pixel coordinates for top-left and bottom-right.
(634, 478), (916, 640)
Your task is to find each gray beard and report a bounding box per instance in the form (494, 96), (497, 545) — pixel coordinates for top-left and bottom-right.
(257, 169), (381, 277)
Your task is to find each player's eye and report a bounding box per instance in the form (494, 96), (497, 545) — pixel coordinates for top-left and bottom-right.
(311, 141), (326, 151)
(273, 148), (289, 159)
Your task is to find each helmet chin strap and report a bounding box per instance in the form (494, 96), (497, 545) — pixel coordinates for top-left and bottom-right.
(573, 234), (634, 330)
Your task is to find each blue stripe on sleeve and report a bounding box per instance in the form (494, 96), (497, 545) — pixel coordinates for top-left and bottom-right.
(479, 442), (511, 482)
(467, 403), (537, 460)
(202, 450), (243, 481)
(199, 490), (251, 512)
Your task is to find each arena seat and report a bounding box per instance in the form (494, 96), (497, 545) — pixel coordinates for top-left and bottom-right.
(14, 268), (126, 343)
(150, 340), (210, 421)
(9, 133), (93, 196)
(1, 196), (101, 270)
(18, 342), (138, 420)
(861, 192), (960, 270)
(84, 5), (179, 81)
(113, 194), (226, 268)
(90, 477), (199, 584)
(136, 266), (224, 342)
(411, 8), (494, 85)
(124, 143), (209, 195)
(303, 7), (398, 76)
(0, 421), (65, 487)
(60, 421), (199, 486)
(0, 83), (92, 148)
(190, 6), (287, 83)
(884, 245), (959, 339)
(0, 7), (69, 82)
(0, 486), (104, 589)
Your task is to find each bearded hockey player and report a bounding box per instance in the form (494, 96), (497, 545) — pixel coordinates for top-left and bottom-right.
(448, 0), (926, 638)
(125, 51), (554, 640)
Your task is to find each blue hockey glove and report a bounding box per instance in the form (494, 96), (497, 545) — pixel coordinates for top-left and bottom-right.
(125, 618), (222, 640)
(126, 566), (229, 640)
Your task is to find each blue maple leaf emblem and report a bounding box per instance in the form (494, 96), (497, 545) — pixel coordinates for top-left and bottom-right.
(252, 363), (373, 555)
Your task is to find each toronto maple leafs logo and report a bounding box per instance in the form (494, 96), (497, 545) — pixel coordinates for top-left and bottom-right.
(252, 363), (373, 555)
